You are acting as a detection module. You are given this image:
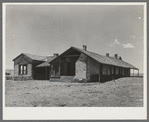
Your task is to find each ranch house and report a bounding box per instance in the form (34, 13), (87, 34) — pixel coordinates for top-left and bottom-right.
(13, 45), (139, 82)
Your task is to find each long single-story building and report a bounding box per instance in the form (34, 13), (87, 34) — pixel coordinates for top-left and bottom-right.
(13, 45), (139, 82)
(49, 45), (139, 82)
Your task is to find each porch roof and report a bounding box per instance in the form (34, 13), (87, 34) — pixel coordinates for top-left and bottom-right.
(36, 56), (56, 67)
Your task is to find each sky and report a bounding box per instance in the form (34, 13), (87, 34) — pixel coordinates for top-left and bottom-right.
(5, 4), (144, 73)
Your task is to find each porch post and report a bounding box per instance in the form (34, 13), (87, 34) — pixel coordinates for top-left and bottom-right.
(138, 69), (139, 77)
(45, 67), (47, 80)
(99, 64), (101, 82)
(133, 69), (134, 77)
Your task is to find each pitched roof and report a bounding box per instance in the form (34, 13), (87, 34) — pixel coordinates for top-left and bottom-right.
(13, 53), (47, 61)
(24, 53), (47, 61)
(50, 46), (138, 70)
(12, 53), (56, 67)
(36, 56), (56, 67)
(71, 47), (138, 70)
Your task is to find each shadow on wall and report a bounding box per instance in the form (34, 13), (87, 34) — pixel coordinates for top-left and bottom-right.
(90, 74), (99, 82)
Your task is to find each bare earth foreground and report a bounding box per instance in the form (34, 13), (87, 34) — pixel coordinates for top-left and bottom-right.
(5, 77), (143, 107)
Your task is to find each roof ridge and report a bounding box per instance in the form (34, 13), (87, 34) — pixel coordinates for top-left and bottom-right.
(72, 46), (105, 57)
(23, 53), (46, 57)
(71, 46), (138, 69)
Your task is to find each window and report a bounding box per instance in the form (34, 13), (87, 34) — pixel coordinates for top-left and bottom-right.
(102, 64), (110, 75)
(111, 66), (114, 75)
(122, 68), (124, 76)
(19, 65), (27, 75)
(20, 65), (23, 75)
(23, 65), (27, 75)
(119, 67), (121, 75)
(102, 64), (107, 75)
(115, 67), (119, 75)
(107, 65), (110, 75)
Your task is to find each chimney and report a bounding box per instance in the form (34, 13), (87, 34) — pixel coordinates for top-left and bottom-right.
(106, 53), (109, 57)
(83, 45), (87, 51)
(114, 54), (118, 59)
(119, 56), (122, 60)
(53, 53), (59, 57)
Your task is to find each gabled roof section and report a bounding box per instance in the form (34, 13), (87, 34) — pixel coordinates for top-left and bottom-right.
(71, 46), (138, 70)
(12, 53), (47, 61)
(36, 56), (56, 67)
(50, 46), (138, 70)
(23, 53), (47, 61)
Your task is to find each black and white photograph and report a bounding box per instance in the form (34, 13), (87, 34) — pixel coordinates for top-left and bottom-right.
(3, 2), (147, 120)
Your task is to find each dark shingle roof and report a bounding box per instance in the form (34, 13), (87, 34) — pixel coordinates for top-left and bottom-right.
(36, 56), (56, 67)
(71, 46), (138, 70)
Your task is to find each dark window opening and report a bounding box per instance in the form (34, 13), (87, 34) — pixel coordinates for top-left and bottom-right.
(111, 66), (114, 75)
(19, 65), (27, 75)
(115, 66), (119, 75)
(102, 64), (110, 75)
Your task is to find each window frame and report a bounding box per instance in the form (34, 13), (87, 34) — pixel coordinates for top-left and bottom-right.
(122, 68), (125, 76)
(102, 64), (110, 75)
(19, 64), (27, 75)
(111, 66), (114, 75)
(115, 66), (119, 75)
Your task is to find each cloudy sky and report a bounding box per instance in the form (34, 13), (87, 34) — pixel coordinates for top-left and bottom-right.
(5, 4), (144, 73)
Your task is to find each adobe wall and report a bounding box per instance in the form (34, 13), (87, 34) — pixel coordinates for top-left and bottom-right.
(14, 55), (32, 66)
(86, 57), (100, 82)
(14, 64), (19, 76)
(14, 55), (32, 76)
(13, 55), (33, 80)
(75, 53), (87, 80)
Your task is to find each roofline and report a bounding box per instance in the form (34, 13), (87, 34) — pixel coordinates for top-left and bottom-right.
(50, 46), (138, 70)
(72, 47), (138, 70)
(12, 53), (47, 62)
(50, 46), (73, 63)
(12, 53), (25, 61)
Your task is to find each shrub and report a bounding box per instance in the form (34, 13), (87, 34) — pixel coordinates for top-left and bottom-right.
(6, 76), (13, 80)
(6, 72), (10, 75)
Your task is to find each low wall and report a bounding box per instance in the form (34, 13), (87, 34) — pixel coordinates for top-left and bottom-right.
(13, 76), (33, 81)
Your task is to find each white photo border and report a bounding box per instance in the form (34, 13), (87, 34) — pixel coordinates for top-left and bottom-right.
(3, 2), (147, 120)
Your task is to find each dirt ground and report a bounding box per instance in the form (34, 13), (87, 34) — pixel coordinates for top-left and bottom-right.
(5, 77), (143, 107)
